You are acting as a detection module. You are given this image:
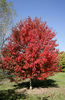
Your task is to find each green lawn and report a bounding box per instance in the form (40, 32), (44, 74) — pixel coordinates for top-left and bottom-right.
(0, 72), (65, 100)
(49, 72), (65, 88)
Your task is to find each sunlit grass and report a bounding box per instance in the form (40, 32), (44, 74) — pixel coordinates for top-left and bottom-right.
(49, 72), (65, 88)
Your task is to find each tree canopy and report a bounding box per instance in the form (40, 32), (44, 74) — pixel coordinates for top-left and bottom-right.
(1, 17), (59, 82)
(59, 51), (65, 71)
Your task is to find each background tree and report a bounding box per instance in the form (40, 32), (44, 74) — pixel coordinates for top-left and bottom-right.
(1, 17), (59, 89)
(0, 0), (16, 52)
(0, 0), (16, 78)
(59, 51), (65, 72)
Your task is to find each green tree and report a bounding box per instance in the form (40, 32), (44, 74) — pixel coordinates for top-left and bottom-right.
(59, 51), (65, 71)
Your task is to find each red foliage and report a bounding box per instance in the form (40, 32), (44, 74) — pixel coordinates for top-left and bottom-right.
(1, 17), (60, 80)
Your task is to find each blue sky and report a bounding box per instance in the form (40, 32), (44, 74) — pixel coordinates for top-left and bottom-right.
(7, 0), (65, 51)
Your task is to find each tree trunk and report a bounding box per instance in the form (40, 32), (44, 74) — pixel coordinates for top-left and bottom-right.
(0, 51), (6, 78)
(30, 79), (32, 89)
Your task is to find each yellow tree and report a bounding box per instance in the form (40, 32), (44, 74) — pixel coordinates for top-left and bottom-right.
(59, 51), (65, 72)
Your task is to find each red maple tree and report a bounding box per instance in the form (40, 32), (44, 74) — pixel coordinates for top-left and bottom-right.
(1, 17), (59, 89)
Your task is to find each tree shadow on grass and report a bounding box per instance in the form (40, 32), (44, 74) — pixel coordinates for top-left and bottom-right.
(15, 79), (58, 89)
(32, 79), (58, 88)
(0, 89), (27, 100)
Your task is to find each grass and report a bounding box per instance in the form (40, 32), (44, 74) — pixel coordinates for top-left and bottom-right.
(0, 72), (65, 100)
(49, 72), (65, 88)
